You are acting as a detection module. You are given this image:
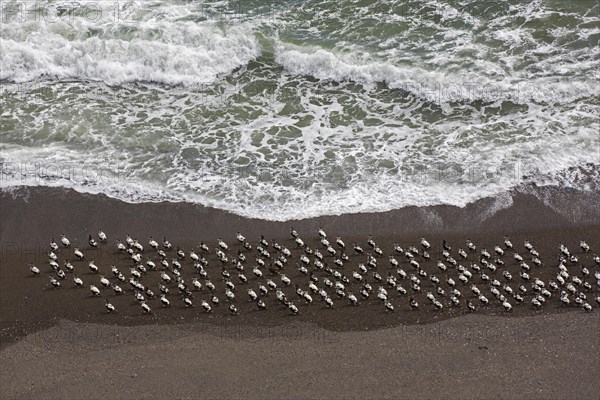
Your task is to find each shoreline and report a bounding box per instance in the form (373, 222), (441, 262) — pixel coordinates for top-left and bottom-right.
(1, 185), (599, 399)
(1, 185), (599, 345)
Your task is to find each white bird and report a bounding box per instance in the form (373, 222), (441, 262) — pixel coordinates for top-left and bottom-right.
(141, 302), (151, 313)
(30, 264), (40, 276)
(90, 285), (100, 296)
(50, 239), (59, 251)
(61, 234), (71, 247)
(88, 235), (98, 248)
(64, 261), (74, 272)
(149, 237), (158, 249)
(580, 241), (590, 252)
(466, 240), (476, 251)
(325, 296), (334, 308)
(85, 260), (98, 273)
(74, 247), (84, 260)
(49, 276), (61, 288)
(420, 238), (430, 249)
(105, 300), (115, 313)
(237, 232), (246, 243)
(100, 275), (110, 287)
(288, 302), (299, 314)
(160, 295), (170, 307)
(184, 297), (193, 307)
(217, 238), (228, 250)
(116, 240), (127, 252)
(410, 298), (419, 309)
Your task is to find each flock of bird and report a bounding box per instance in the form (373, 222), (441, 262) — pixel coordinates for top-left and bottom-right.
(30, 227), (600, 318)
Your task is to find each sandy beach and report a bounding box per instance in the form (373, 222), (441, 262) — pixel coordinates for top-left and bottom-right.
(1, 185), (599, 399)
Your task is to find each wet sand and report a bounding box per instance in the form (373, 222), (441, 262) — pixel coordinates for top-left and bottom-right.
(1, 185), (599, 399)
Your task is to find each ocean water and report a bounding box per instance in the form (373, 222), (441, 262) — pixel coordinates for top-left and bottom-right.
(1, 0), (599, 220)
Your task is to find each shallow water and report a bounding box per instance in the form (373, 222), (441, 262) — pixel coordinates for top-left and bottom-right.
(1, 0), (598, 220)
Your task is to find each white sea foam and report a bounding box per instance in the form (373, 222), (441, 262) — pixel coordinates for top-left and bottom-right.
(273, 41), (598, 105)
(1, 0), (598, 221)
(0, 3), (262, 85)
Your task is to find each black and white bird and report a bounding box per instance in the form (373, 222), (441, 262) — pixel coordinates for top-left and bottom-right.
(105, 300), (115, 313)
(49, 276), (61, 288)
(88, 235), (98, 248)
(61, 234), (71, 247)
(90, 284), (100, 296)
(74, 247), (84, 260)
(141, 302), (151, 313)
(87, 261), (98, 273)
(217, 238), (228, 251)
(100, 275), (110, 287)
(73, 275), (83, 287)
(30, 264), (40, 276)
(580, 241), (590, 252)
(149, 237), (159, 249)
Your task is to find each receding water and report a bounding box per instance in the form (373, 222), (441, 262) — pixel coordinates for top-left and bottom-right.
(1, 0), (599, 219)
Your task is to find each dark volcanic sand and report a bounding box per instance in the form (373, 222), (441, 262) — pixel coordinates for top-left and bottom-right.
(1, 185), (599, 399)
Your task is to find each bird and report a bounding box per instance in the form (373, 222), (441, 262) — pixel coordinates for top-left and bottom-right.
(49, 239), (59, 252)
(74, 247), (84, 260)
(141, 302), (152, 313)
(580, 241), (590, 252)
(30, 264), (40, 276)
(116, 240), (127, 252)
(90, 284), (100, 296)
(105, 300), (116, 313)
(237, 232), (246, 243)
(287, 302), (299, 315)
(160, 295), (170, 307)
(61, 234), (71, 247)
(318, 227), (327, 238)
(257, 299), (266, 310)
(88, 235), (98, 248)
(100, 275), (110, 287)
(409, 298), (419, 309)
(49, 276), (61, 288)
